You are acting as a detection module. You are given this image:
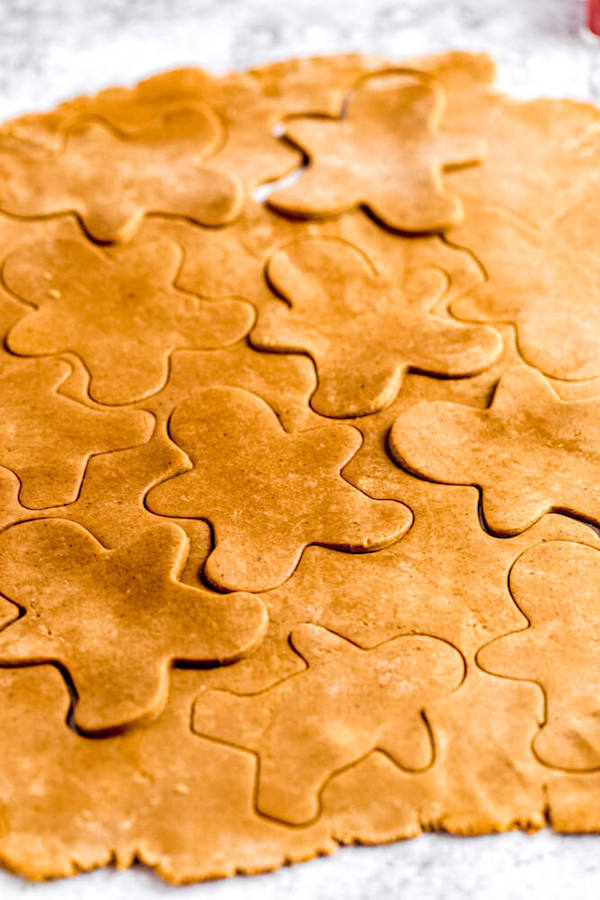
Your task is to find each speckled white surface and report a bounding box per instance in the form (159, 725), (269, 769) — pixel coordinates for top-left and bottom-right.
(1, 0), (599, 118)
(0, 1), (599, 897)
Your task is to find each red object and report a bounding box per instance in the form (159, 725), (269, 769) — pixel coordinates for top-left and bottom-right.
(589, 0), (600, 35)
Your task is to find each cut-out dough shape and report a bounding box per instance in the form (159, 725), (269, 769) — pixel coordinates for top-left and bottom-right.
(269, 71), (485, 232)
(0, 355), (152, 508)
(3, 237), (253, 404)
(390, 365), (600, 535)
(192, 623), (464, 825)
(146, 386), (410, 592)
(0, 109), (242, 243)
(449, 200), (600, 381)
(251, 237), (501, 417)
(478, 541), (600, 771)
(0, 428), (214, 590)
(0, 519), (268, 734)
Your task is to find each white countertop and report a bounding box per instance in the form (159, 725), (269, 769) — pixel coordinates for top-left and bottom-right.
(0, 1), (599, 897)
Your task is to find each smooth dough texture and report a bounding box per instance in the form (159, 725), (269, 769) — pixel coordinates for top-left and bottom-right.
(389, 366), (600, 534)
(0, 50), (599, 885)
(268, 70), (485, 230)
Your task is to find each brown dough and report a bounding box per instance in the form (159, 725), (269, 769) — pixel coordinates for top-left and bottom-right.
(0, 354), (152, 508)
(0, 667), (335, 882)
(192, 623), (465, 825)
(0, 519), (267, 733)
(439, 68), (600, 222)
(478, 540), (600, 772)
(138, 198), (483, 325)
(141, 342), (319, 433)
(3, 235), (253, 404)
(6, 55), (394, 203)
(269, 70), (485, 231)
(322, 667), (546, 839)
(251, 236), (500, 417)
(389, 366), (600, 534)
(265, 496), (596, 660)
(16, 423), (214, 587)
(449, 198), (600, 381)
(146, 386), (410, 591)
(0, 49), (598, 885)
(0, 109), (242, 243)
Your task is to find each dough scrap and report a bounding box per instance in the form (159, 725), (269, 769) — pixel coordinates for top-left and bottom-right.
(0, 354), (152, 508)
(445, 92), (600, 223)
(322, 667), (546, 840)
(142, 341), (319, 433)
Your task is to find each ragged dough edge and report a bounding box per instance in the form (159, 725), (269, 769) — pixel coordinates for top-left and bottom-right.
(5, 49), (600, 156)
(0, 835), (340, 885)
(0, 797), (563, 885)
(0, 51), (495, 141)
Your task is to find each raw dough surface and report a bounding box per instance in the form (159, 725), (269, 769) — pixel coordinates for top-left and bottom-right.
(0, 50), (599, 885)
